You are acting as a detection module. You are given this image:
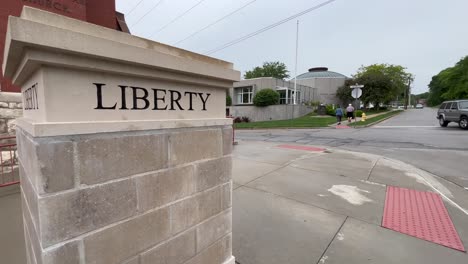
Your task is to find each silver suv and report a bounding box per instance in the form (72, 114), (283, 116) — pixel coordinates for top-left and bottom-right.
(437, 100), (468, 129)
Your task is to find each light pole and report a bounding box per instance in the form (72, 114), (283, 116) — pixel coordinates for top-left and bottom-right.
(293, 20), (299, 105)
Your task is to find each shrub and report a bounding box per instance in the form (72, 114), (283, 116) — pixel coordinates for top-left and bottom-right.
(355, 110), (363, 117)
(326, 105), (336, 116)
(233, 116), (251, 123)
(226, 95), (232, 106)
(253, 89), (280, 107)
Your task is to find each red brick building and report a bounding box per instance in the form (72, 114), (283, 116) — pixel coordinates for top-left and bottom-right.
(0, 0), (130, 92)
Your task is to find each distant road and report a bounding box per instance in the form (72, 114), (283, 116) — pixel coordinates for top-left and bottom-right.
(375, 107), (440, 127)
(236, 108), (468, 188)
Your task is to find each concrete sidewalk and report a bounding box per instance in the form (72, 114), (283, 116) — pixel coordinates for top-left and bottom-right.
(232, 141), (468, 264)
(0, 184), (26, 264)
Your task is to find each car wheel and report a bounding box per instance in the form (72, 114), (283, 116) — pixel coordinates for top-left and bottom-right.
(439, 116), (449, 127)
(459, 116), (468, 130)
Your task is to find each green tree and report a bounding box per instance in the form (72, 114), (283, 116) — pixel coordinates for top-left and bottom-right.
(353, 64), (414, 108)
(244, 61), (290, 80)
(253, 89), (280, 107)
(427, 56), (468, 106)
(336, 79), (355, 106)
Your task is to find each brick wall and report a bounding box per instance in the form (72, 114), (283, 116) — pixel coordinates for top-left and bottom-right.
(86, 0), (117, 30)
(18, 125), (234, 264)
(0, 0), (122, 93)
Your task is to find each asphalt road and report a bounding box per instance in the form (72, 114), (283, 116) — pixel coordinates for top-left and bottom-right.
(236, 108), (468, 188)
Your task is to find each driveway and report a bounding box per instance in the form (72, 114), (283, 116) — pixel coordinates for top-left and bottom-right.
(233, 109), (468, 263)
(232, 141), (468, 264)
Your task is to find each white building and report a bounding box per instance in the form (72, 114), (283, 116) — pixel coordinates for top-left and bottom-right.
(293, 67), (348, 105)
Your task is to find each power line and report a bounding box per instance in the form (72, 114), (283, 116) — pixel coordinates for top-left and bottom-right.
(131, 0), (164, 27)
(204, 0), (337, 55)
(174, 0), (258, 46)
(126, 0), (145, 16)
(149, 0), (207, 38)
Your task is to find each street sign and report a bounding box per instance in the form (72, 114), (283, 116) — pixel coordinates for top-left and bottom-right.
(351, 88), (362, 99)
(350, 84), (364, 89)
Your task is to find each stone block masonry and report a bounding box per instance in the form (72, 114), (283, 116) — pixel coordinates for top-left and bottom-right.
(18, 125), (234, 264)
(5, 7), (239, 264)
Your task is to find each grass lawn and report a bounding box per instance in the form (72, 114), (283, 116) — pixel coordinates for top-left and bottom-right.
(234, 113), (337, 129)
(349, 110), (403, 127)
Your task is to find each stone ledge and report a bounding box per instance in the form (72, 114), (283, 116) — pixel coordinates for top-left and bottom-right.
(0, 92), (22, 103)
(16, 118), (233, 137)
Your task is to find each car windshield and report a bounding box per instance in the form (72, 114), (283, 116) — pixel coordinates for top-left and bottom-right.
(459, 101), (468, 109)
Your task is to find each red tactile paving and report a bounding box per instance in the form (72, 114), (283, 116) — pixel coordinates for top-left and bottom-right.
(382, 186), (465, 252)
(336, 125), (351, 129)
(276, 145), (325, 152)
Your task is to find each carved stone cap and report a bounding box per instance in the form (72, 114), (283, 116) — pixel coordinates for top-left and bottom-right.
(3, 7), (237, 137)
(3, 7), (240, 87)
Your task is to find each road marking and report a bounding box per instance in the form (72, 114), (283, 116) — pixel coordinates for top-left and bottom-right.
(337, 232), (345, 241)
(373, 126), (438, 128)
(327, 185), (373, 205)
(335, 149), (468, 216)
(360, 179), (386, 187)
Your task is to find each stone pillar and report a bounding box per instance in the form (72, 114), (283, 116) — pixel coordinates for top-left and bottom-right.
(4, 7), (239, 264)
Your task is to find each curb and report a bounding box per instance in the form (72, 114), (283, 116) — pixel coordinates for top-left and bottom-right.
(234, 126), (335, 130)
(350, 111), (403, 128)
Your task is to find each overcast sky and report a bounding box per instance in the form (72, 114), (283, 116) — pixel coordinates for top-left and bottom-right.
(116, 0), (468, 94)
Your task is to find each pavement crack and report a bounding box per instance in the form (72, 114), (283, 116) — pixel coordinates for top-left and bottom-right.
(240, 163), (289, 188)
(367, 157), (380, 181)
(316, 216), (349, 264)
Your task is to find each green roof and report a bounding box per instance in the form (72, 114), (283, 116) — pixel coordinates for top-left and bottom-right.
(295, 67), (348, 79)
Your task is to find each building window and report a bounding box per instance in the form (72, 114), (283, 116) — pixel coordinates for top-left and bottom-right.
(278, 89), (301, 105)
(236, 87), (253, 104)
(278, 90), (286, 104)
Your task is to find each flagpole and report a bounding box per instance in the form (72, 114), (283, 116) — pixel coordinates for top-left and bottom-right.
(293, 20), (299, 105)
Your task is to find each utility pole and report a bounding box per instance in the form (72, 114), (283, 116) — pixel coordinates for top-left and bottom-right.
(293, 20), (299, 105)
(409, 86), (412, 107)
(404, 78), (411, 110)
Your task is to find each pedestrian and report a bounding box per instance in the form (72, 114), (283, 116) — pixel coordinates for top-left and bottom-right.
(346, 104), (355, 123)
(335, 105), (343, 125)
